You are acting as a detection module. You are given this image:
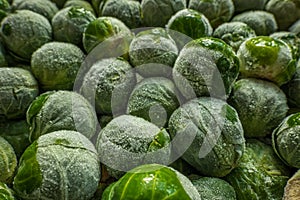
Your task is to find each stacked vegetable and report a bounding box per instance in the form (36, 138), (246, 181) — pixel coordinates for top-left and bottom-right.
(0, 0), (300, 199)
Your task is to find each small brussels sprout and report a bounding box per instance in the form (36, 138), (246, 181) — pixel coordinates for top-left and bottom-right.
(0, 10), (52, 61)
(232, 0), (268, 13)
(64, 0), (96, 15)
(229, 78), (289, 138)
(0, 136), (17, 184)
(225, 139), (290, 200)
(231, 10), (278, 36)
(168, 97), (245, 177)
(101, 164), (201, 199)
(0, 182), (16, 200)
(26, 90), (97, 142)
(13, 130), (101, 200)
(0, 68), (39, 119)
(31, 42), (85, 91)
(188, 0), (234, 28)
(213, 22), (256, 52)
(289, 19), (300, 37)
(282, 67), (300, 108)
(283, 170), (300, 200)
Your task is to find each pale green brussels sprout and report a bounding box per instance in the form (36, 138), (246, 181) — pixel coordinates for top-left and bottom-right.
(64, 0), (96, 15)
(225, 139), (291, 200)
(0, 136), (17, 184)
(96, 115), (171, 179)
(102, 164), (201, 200)
(0, 68), (39, 119)
(238, 36), (296, 86)
(13, 130), (101, 200)
(289, 19), (300, 37)
(232, 0), (268, 13)
(52, 6), (96, 46)
(283, 170), (300, 199)
(231, 10), (278, 36)
(141, 0), (186, 27)
(282, 67), (300, 108)
(168, 97), (245, 177)
(0, 182), (16, 200)
(26, 90), (97, 142)
(229, 78), (289, 138)
(188, 0), (234, 28)
(213, 22), (256, 52)
(31, 42), (85, 91)
(0, 10), (52, 61)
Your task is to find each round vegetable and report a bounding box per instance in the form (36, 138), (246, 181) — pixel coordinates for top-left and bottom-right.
(282, 67), (300, 108)
(13, 130), (101, 200)
(0, 182), (16, 200)
(0, 136), (17, 184)
(101, 164), (201, 200)
(64, 0), (96, 15)
(0, 10), (52, 61)
(31, 41), (85, 91)
(232, 0), (268, 13)
(283, 170), (300, 200)
(168, 97), (245, 177)
(0, 67), (39, 119)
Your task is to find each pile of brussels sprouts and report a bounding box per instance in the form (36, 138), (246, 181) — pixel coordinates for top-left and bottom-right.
(1, 0), (300, 199)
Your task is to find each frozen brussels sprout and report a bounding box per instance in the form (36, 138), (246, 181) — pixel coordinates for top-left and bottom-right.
(0, 10), (52, 61)
(238, 36), (296, 86)
(96, 115), (171, 178)
(173, 37), (239, 99)
(289, 19), (300, 37)
(0, 68), (39, 119)
(13, 130), (101, 200)
(283, 170), (300, 200)
(225, 139), (290, 200)
(64, 0), (96, 15)
(168, 97), (245, 177)
(189, 0), (234, 28)
(52, 6), (96, 46)
(0, 136), (17, 184)
(167, 9), (213, 40)
(31, 42), (85, 91)
(213, 22), (256, 52)
(229, 78), (289, 138)
(102, 164), (201, 199)
(26, 90), (97, 142)
(232, 0), (268, 13)
(0, 182), (16, 200)
(282, 67), (300, 108)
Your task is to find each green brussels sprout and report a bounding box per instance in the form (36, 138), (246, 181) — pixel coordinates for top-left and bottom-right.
(96, 115), (171, 179)
(225, 139), (290, 200)
(237, 36), (296, 86)
(64, 0), (96, 15)
(101, 164), (201, 199)
(191, 177), (236, 200)
(0, 136), (17, 184)
(166, 8), (213, 40)
(0, 68), (39, 119)
(0, 182), (16, 200)
(15, 0), (59, 21)
(231, 10), (278, 36)
(229, 78), (289, 138)
(289, 19), (300, 37)
(168, 97), (245, 177)
(188, 0), (234, 28)
(13, 130), (101, 200)
(283, 169), (300, 200)
(52, 6), (96, 46)
(50, 0), (68, 8)
(26, 90), (97, 142)
(173, 37), (240, 99)
(0, 10), (52, 61)
(31, 42), (85, 91)
(232, 0), (268, 13)
(282, 67), (300, 108)
(213, 22), (256, 52)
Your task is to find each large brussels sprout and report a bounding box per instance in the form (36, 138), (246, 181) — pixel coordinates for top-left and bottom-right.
(26, 90), (97, 142)
(232, 0), (268, 13)
(0, 10), (52, 61)
(168, 97), (245, 177)
(0, 182), (16, 200)
(101, 164), (201, 199)
(13, 130), (101, 200)
(0, 136), (17, 184)
(31, 42), (85, 91)
(283, 170), (300, 199)
(229, 78), (289, 138)
(225, 139), (290, 200)
(282, 67), (300, 108)
(64, 0), (96, 15)
(237, 36), (296, 86)
(0, 68), (39, 119)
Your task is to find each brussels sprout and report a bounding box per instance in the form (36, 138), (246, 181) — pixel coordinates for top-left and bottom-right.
(168, 97), (245, 177)
(229, 78), (289, 138)
(173, 37), (239, 99)
(96, 115), (171, 179)
(129, 28), (178, 77)
(52, 6), (96, 46)
(101, 164), (201, 199)
(0, 182), (16, 200)
(282, 67), (300, 108)
(0, 136), (17, 184)
(31, 42), (85, 91)
(188, 0), (234, 28)
(64, 0), (96, 15)
(0, 68), (39, 119)
(225, 139), (290, 200)
(283, 170), (300, 200)
(231, 10), (278, 36)
(166, 9), (213, 40)
(232, 0), (268, 13)
(26, 90), (97, 142)
(237, 36), (296, 86)
(13, 130), (101, 200)
(213, 22), (256, 52)
(289, 19), (300, 37)
(0, 10), (52, 61)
